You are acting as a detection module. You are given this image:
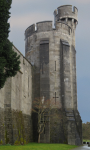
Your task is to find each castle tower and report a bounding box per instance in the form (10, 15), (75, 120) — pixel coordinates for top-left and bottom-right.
(25, 5), (82, 145)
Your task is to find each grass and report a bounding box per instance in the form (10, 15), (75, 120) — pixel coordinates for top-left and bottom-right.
(0, 143), (78, 150)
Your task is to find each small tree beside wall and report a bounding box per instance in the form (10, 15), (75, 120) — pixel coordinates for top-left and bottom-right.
(32, 97), (62, 143)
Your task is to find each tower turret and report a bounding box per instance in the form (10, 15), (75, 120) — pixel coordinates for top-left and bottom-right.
(54, 5), (78, 28)
(25, 5), (82, 145)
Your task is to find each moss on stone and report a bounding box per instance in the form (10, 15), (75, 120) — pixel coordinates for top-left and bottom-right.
(5, 129), (9, 144)
(14, 140), (20, 145)
(0, 140), (3, 145)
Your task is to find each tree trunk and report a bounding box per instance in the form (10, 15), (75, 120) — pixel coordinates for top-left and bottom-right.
(38, 133), (40, 143)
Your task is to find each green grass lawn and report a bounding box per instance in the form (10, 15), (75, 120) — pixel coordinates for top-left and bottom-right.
(0, 143), (78, 150)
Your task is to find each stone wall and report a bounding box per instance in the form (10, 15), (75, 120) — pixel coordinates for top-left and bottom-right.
(74, 110), (82, 144)
(12, 110), (33, 144)
(0, 108), (5, 144)
(0, 45), (33, 144)
(50, 109), (67, 143)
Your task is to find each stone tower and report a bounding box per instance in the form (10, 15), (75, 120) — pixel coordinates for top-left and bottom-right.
(25, 5), (82, 145)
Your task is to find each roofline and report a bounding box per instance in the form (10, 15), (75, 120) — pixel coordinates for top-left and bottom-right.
(13, 45), (32, 66)
(36, 21), (52, 24)
(57, 5), (72, 9)
(57, 5), (78, 12)
(25, 24), (35, 32)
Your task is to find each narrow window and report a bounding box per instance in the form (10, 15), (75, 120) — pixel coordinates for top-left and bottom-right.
(55, 61), (56, 71)
(44, 127), (45, 134)
(28, 76), (29, 97)
(40, 40), (49, 74)
(42, 63), (43, 74)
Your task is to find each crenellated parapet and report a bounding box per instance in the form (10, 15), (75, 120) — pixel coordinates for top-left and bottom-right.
(25, 24), (35, 39)
(25, 20), (72, 40)
(36, 21), (52, 32)
(58, 5), (78, 21)
(25, 21), (52, 39)
(54, 5), (78, 28)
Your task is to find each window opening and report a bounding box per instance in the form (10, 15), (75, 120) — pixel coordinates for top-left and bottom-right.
(55, 61), (56, 71)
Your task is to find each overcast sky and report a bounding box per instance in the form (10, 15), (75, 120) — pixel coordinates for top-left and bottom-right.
(9, 0), (90, 123)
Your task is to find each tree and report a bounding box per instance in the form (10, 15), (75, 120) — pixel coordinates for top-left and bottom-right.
(82, 122), (90, 140)
(0, 0), (21, 89)
(32, 97), (62, 143)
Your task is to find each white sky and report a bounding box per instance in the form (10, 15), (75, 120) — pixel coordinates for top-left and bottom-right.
(9, 0), (90, 123)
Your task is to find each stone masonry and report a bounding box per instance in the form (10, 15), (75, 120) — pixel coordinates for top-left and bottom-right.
(0, 5), (82, 145)
(25, 5), (82, 145)
(0, 46), (33, 144)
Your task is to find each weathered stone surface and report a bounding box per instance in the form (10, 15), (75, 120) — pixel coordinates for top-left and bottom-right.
(0, 108), (5, 144)
(24, 5), (82, 145)
(0, 46), (33, 144)
(0, 5), (82, 145)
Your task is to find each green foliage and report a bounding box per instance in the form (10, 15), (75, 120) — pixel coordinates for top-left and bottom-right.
(0, 0), (21, 89)
(0, 0), (12, 43)
(0, 140), (3, 145)
(82, 122), (90, 140)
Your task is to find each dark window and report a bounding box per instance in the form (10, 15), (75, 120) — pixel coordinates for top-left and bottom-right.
(40, 40), (50, 101)
(28, 76), (29, 97)
(44, 127), (45, 134)
(40, 44), (49, 64)
(40, 40), (49, 74)
(55, 61), (56, 71)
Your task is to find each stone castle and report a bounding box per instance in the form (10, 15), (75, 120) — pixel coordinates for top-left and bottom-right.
(0, 5), (82, 145)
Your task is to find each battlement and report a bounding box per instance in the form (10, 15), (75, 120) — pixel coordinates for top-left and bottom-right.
(25, 21), (52, 39)
(25, 20), (72, 39)
(25, 5), (78, 39)
(25, 24), (35, 39)
(36, 21), (52, 32)
(54, 5), (78, 25)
